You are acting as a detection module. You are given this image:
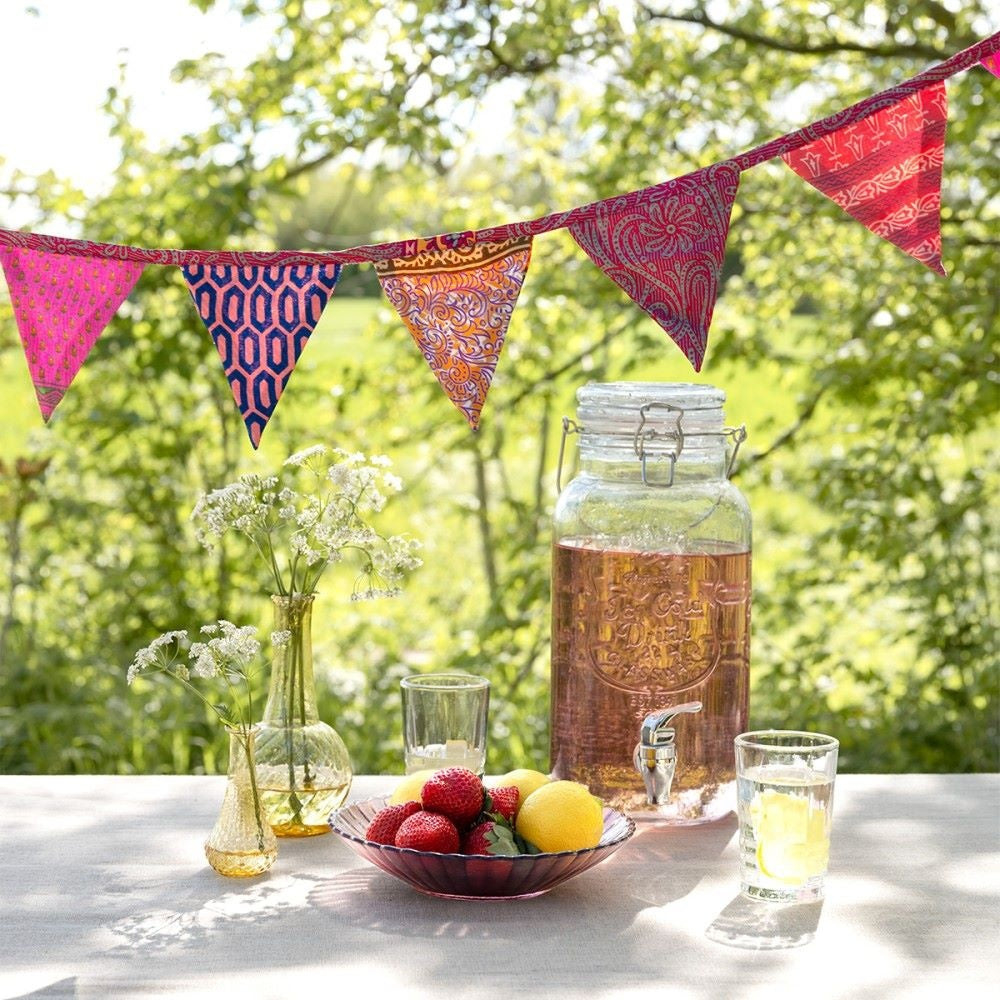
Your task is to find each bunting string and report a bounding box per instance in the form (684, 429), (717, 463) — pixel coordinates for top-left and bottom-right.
(1, 31), (996, 445)
(1, 32), (995, 268)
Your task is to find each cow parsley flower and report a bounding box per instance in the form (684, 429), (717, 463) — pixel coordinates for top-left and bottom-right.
(189, 445), (421, 599)
(127, 621), (263, 733)
(126, 630), (190, 684)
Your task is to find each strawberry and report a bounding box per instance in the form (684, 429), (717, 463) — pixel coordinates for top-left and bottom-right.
(461, 820), (496, 856)
(485, 785), (520, 823)
(462, 818), (540, 856)
(394, 810), (461, 853)
(420, 767), (484, 827)
(364, 801), (421, 845)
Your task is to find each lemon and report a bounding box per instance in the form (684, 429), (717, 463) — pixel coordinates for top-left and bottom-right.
(388, 769), (438, 805)
(515, 780), (605, 853)
(496, 768), (551, 811)
(757, 838), (829, 884)
(751, 789), (829, 884)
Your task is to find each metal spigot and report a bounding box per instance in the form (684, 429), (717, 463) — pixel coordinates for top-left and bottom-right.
(633, 702), (703, 805)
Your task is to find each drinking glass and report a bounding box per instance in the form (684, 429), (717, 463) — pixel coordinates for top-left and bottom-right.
(401, 673), (490, 776)
(735, 730), (839, 902)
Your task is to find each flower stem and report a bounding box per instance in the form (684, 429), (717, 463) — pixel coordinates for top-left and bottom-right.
(237, 728), (267, 852)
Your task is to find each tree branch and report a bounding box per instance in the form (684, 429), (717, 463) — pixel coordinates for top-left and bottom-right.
(471, 436), (500, 604)
(504, 312), (638, 410)
(282, 149), (339, 183)
(638, 4), (955, 61)
(747, 385), (827, 465)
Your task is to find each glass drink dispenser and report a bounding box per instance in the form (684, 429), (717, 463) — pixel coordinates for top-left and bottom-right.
(551, 382), (751, 823)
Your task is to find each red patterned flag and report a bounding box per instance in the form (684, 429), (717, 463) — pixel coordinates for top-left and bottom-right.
(782, 82), (948, 275)
(182, 263), (341, 448)
(0, 246), (144, 421)
(375, 235), (532, 429)
(568, 163), (740, 371)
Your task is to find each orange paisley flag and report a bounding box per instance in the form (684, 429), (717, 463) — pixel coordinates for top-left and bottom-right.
(375, 235), (533, 429)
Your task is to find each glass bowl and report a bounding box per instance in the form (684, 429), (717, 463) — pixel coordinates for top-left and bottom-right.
(328, 795), (636, 900)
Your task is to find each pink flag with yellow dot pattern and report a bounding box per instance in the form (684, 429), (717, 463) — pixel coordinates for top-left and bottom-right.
(1, 246), (144, 421)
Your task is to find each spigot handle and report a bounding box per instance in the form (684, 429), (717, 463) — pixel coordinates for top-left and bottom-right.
(639, 701), (703, 747)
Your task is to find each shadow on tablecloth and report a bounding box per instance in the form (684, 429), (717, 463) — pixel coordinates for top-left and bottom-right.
(705, 895), (822, 949)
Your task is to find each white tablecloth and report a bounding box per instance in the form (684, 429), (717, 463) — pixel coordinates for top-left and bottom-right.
(1, 774), (998, 999)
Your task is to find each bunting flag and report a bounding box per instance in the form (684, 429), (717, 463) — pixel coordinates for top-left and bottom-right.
(0, 246), (144, 421)
(568, 163), (740, 371)
(374, 236), (533, 429)
(1, 32), (997, 442)
(182, 263), (341, 447)
(782, 83), (948, 275)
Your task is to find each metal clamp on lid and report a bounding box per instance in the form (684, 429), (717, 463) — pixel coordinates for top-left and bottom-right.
(633, 403), (746, 488)
(556, 404), (747, 493)
(633, 702), (702, 805)
(633, 402), (684, 488)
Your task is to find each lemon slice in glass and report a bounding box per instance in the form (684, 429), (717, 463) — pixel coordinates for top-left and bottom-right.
(751, 788), (829, 884)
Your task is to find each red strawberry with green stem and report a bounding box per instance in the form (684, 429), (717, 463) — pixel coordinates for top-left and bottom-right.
(394, 810), (461, 853)
(421, 767), (484, 827)
(365, 801), (421, 845)
(462, 818), (540, 856)
(485, 786), (519, 823)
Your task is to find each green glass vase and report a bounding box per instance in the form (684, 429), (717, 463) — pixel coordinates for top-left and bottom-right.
(253, 593), (353, 837)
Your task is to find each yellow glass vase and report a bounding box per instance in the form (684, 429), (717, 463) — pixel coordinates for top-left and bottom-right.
(253, 594), (353, 836)
(205, 728), (278, 877)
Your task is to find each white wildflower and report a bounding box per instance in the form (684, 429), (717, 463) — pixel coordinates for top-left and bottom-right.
(127, 621), (263, 735)
(289, 531), (311, 555)
(190, 447), (418, 597)
(285, 444), (328, 467)
(126, 630), (189, 684)
(327, 463), (351, 489)
(351, 586), (402, 602)
(189, 621), (260, 678)
(188, 642), (218, 678)
(271, 630), (292, 649)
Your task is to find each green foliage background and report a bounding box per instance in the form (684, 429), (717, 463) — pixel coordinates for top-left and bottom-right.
(1, 1), (997, 776)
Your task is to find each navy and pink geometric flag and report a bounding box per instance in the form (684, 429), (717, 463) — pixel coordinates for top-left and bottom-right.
(0, 246), (144, 421)
(782, 82), (949, 275)
(374, 235), (533, 429)
(568, 163), (741, 371)
(182, 263), (341, 447)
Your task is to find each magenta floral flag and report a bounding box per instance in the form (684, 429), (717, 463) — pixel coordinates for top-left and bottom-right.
(782, 82), (948, 275)
(569, 163), (740, 371)
(981, 52), (1000, 76)
(183, 263), (341, 448)
(374, 235), (533, 429)
(0, 246), (144, 421)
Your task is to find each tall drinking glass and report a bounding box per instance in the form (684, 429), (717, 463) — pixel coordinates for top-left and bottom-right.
(735, 730), (839, 903)
(401, 673), (490, 776)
